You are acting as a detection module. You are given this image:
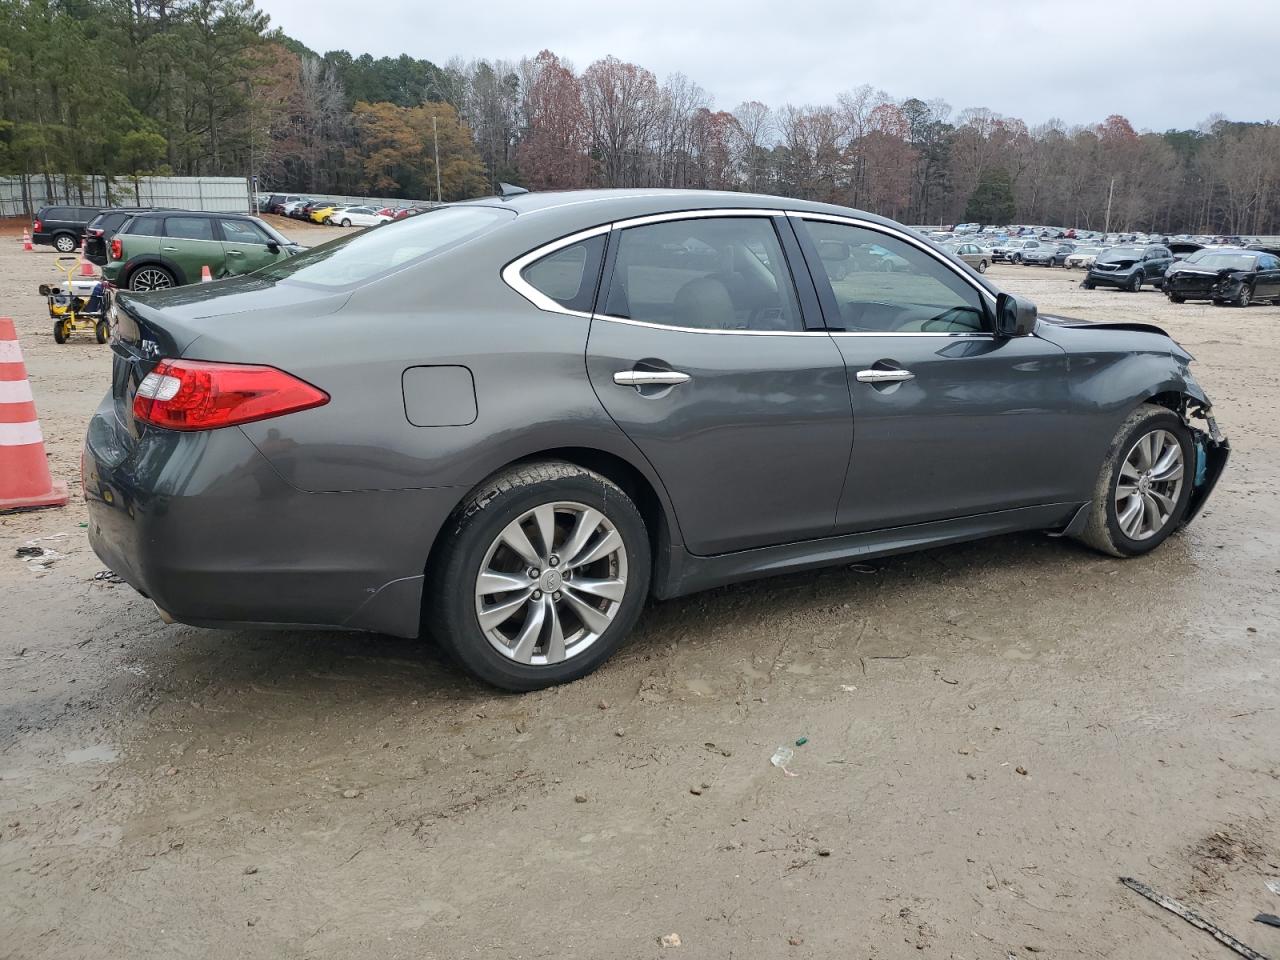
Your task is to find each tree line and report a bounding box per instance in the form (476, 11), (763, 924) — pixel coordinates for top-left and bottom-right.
(2, 0), (1278, 233)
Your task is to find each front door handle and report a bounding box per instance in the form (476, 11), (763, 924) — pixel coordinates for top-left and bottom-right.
(614, 370), (691, 387)
(227, 250), (244, 257)
(161, 246), (178, 252)
(855, 368), (914, 383)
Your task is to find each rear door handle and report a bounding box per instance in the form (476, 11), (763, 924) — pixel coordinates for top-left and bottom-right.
(227, 250), (244, 256)
(614, 370), (691, 387)
(161, 246), (178, 252)
(855, 368), (914, 383)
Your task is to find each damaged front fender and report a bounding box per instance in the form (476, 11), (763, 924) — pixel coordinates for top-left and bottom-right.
(1173, 379), (1229, 526)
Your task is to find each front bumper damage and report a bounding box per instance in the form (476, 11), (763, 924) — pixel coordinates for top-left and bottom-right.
(1176, 393), (1229, 525)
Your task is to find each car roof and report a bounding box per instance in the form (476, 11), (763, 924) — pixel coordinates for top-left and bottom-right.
(461, 188), (909, 234)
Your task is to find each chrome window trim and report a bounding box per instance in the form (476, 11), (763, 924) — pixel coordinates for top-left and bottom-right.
(503, 206), (999, 339)
(501, 223), (612, 319)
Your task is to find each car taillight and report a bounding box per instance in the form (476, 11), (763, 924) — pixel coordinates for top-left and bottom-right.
(33, 219), (42, 232)
(133, 359), (328, 431)
(110, 238), (122, 260)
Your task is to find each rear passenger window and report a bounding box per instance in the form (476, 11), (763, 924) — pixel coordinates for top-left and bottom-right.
(521, 235), (605, 313)
(603, 217), (801, 331)
(127, 218), (162, 237)
(165, 217), (215, 241)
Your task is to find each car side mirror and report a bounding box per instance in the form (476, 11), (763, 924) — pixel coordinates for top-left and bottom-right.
(995, 292), (1037, 338)
(266, 240), (280, 254)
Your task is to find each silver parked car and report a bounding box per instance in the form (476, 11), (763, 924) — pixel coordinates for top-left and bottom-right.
(84, 189), (1229, 690)
(942, 241), (990, 273)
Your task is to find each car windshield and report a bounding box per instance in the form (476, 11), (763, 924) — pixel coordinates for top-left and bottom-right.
(1186, 252), (1258, 271)
(1097, 247), (1141, 263)
(257, 206), (514, 287)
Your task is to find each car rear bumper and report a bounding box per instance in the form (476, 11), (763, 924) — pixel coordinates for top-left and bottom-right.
(83, 395), (462, 638)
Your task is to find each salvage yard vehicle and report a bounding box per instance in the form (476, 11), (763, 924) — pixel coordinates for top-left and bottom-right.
(330, 205), (393, 228)
(1163, 249), (1280, 306)
(1064, 245), (1101, 269)
(1083, 244), (1174, 291)
(1022, 242), (1074, 267)
(102, 211), (303, 290)
(83, 208), (162, 266)
(32, 204), (108, 252)
(83, 189), (1229, 691)
(942, 241), (990, 273)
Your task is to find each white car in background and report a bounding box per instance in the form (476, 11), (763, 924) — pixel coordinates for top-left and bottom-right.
(1065, 245), (1103, 269)
(331, 205), (392, 228)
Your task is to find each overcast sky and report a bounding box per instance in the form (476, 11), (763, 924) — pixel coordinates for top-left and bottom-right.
(260, 0), (1274, 131)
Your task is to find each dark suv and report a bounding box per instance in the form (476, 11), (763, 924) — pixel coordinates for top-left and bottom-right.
(1083, 245), (1174, 292)
(32, 205), (106, 252)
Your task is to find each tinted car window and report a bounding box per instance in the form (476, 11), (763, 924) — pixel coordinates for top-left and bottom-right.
(165, 216), (216, 241)
(43, 207), (73, 220)
(220, 218), (271, 244)
(126, 217), (163, 237)
(258, 206), (514, 288)
(522, 235), (606, 313)
(1260, 255), (1280, 271)
(603, 217), (801, 331)
(802, 220), (988, 333)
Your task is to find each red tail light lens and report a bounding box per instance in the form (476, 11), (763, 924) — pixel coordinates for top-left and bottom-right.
(133, 360), (328, 431)
(33, 219), (42, 232)
(109, 238), (122, 260)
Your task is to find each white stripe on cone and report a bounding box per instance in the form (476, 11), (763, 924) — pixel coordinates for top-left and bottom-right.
(0, 341), (23, 362)
(0, 421), (43, 446)
(0, 380), (35, 403)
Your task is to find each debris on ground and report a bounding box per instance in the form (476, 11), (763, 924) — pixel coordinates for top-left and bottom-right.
(574, 793), (588, 803)
(1016, 766), (1028, 776)
(92, 569), (125, 584)
(15, 546), (44, 558)
(1264, 878), (1280, 896)
(659, 932), (682, 948)
(794, 736), (808, 747)
(341, 788), (361, 799)
(1119, 876), (1268, 960)
(1254, 914), (1280, 929)
(770, 746), (798, 777)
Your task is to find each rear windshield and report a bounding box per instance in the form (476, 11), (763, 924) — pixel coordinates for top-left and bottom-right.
(257, 206), (514, 288)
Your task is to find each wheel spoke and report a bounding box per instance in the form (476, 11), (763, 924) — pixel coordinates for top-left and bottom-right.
(499, 519), (542, 569)
(568, 529), (623, 570)
(1150, 443), (1183, 481)
(543, 597), (566, 664)
(1120, 460), (1142, 481)
(558, 508), (602, 568)
(1141, 493), (1162, 533)
(560, 586), (613, 635)
(477, 570), (534, 595)
(509, 597), (546, 664)
(478, 590), (532, 632)
(1116, 482), (1139, 498)
(1118, 494), (1143, 537)
(565, 576), (626, 602)
(533, 504), (557, 559)
(1149, 488), (1175, 516)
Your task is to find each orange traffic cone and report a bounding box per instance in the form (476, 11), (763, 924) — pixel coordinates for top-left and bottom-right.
(79, 258), (95, 277)
(22, 229), (32, 251)
(0, 317), (68, 512)
(200, 265), (212, 282)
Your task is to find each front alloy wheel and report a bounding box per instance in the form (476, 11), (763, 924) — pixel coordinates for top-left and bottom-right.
(1077, 403), (1193, 557)
(1237, 285), (1252, 307)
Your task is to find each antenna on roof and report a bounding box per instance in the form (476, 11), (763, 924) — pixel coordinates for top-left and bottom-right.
(497, 182), (529, 199)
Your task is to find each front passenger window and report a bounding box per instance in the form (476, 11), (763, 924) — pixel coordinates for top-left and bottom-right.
(800, 220), (988, 333)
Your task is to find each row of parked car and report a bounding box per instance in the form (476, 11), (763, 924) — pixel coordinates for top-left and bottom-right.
(258, 194), (437, 226)
(934, 228), (1280, 307)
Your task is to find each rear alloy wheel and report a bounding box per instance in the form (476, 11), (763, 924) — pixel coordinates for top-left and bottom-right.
(53, 233), (77, 253)
(977, 259), (988, 273)
(429, 461), (650, 690)
(341, 218), (352, 227)
(1077, 403), (1193, 558)
(129, 266), (175, 291)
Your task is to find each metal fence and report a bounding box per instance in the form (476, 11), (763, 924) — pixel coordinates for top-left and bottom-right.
(253, 191), (438, 211)
(0, 175), (251, 217)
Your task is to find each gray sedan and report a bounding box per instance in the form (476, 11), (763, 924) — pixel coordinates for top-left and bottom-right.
(84, 189), (1229, 690)
(942, 242), (990, 273)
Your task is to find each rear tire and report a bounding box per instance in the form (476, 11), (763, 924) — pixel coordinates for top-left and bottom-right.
(128, 265), (176, 291)
(53, 233), (77, 253)
(95, 319), (110, 344)
(427, 461), (651, 691)
(53, 320), (70, 344)
(977, 259), (987, 273)
(341, 218), (352, 227)
(1076, 404), (1194, 558)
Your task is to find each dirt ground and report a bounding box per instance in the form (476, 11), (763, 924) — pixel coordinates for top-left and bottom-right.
(1, 217), (1278, 960)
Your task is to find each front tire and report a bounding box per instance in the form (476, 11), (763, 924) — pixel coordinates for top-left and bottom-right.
(1129, 274), (1143, 292)
(53, 320), (70, 344)
(1167, 292), (1185, 304)
(1236, 285), (1252, 307)
(95, 319), (110, 344)
(427, 461), (651, 690)
(1077, 404), (1193, 558)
